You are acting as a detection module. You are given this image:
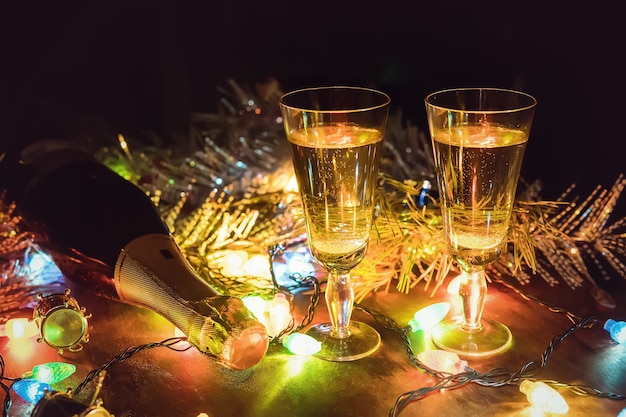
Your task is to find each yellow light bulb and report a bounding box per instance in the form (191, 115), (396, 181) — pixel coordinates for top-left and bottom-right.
(218, 250), (248, 277)
(519, 380), (569, 414)
(285, 175), (299, 192)
(267, 293), (292, 337)
(243, 296), (268, 321)
(4, 318), (39, 340)
(446, 274), (462, 294)
(243, 254), (271, 279)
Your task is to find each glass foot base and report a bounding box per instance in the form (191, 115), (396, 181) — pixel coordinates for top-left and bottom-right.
(431, 317), (512, 358)
(305, 321), (381, 362)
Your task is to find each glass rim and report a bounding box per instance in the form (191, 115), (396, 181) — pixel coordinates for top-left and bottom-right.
(280, 86), (391, 113)
(424, 87), (537, 113)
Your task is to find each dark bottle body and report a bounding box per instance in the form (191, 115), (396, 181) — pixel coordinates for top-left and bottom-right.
(17, 157), (170, 267)
(0, 142), (269, 369)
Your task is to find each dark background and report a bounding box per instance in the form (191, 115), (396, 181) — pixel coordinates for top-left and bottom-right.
(1, 0), (624, 202)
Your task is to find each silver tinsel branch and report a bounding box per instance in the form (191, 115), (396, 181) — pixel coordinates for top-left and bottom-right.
(0, 196), (66, 319)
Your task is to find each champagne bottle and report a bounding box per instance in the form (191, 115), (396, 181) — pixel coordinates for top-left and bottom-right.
(0, 140), (269, 370)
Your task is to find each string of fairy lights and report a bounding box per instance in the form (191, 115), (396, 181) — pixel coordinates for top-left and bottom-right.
(1, 79), (626, 416)
(364, 289), (626, 416)
(1, 244), (625, 416)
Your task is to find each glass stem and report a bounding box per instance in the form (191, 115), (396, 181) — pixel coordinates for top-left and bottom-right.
(326, 270), (354, 339)
(459, 269), (487, 331)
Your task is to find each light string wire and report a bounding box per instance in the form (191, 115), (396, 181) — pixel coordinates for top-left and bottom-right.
(72, 337), (192, 397)
(1, 352), (19, 417)
(270, 274), (320, 343)
(355, 278), (626, 417)
(1, 262), (622, 416)
(267, 243), (321, 344)
(268, 243), (626, 412)
(0, 244), (318, 417)
(0, 338), (193, 416)
(491, 277), (583, 324)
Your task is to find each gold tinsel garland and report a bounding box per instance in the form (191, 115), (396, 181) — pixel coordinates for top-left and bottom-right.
(90, 80), (626, 303)
(2, 79), (626, 305)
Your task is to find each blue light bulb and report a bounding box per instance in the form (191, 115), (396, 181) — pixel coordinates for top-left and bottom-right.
(604, 319), (626, 344)
(12, 379), (51, 404)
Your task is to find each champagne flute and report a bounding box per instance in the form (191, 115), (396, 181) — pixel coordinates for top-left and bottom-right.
(280, 86), (390, 361)
(425, 87), (536, 357)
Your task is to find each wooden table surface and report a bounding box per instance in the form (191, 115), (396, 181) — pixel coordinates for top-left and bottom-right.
(3, 262), (626, 417)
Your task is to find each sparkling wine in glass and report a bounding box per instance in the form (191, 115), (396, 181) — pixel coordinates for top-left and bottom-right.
(425, 87), (536, 357)
(280, 86), (390, 361)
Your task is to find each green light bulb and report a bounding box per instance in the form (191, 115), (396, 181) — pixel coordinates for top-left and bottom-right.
(24, 362), (77, 384)
(408, 302), (450, 332)
(282, 332), (321, 355)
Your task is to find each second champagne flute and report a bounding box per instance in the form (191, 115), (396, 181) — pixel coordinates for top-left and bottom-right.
(280, 86), (390, 361)
(425, 87), (536, 357)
